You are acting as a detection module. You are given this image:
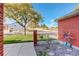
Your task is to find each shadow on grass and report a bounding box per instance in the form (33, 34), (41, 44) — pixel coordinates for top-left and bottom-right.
(38, 38), (57, 41)
(4, 40), (33, 44)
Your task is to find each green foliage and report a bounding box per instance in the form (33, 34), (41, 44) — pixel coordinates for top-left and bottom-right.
(38, 50), (48, 56)
(41, 24), (48, 30)
(4, 3), (42, 26)
(4, 3), (43, 35)
(74, 4), (79, 11)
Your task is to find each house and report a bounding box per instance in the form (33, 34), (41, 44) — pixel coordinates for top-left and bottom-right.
(58, 8), (79, 47)
(3, 23), (24, 34)
(3, 24), (10, 34)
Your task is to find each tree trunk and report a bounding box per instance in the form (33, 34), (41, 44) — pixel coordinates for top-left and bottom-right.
(24, 26), (27, 35)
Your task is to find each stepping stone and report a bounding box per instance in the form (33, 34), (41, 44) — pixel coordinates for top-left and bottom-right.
(48, 52), (55, 56)
(66, 49), (72, 52)
(57, 46), (61, 49)
(64, 54), (72, 56)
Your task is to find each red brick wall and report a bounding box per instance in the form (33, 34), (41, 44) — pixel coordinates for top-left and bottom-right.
(58, 15), (79, 47)
(0, 3), (3, 56)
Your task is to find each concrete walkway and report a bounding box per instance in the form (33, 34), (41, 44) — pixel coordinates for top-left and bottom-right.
(4, 42), (36, 56)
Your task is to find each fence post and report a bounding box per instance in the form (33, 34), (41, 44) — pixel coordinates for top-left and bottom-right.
(33, 30), (37, 46)
(0, 3), (3, 56)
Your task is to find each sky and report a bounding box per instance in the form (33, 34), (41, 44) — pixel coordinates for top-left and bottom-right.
(5, 3), (78, 27)
(32, 3), (77, 27)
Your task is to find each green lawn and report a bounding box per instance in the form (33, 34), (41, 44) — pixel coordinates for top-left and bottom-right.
(4, 34), (33, 44)
(4, 34), (49, 44)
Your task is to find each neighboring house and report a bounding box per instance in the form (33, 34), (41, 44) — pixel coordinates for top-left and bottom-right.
(58, 9), (79, 47)
(4, 23), (23, 34)
(3, 24), (10, 34)
(49, 27), (58, 31)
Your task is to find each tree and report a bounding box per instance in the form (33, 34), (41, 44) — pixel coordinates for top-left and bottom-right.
(41, 24), (48, 30)
(74, 4), (79, 11)
(4, 3), (42, 35)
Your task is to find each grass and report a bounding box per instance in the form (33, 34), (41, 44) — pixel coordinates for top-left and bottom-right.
(4, 34), (33, 44)
(4, 34), (49, 44)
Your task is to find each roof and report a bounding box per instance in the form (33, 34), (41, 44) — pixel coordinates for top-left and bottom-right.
(57, 10), (79, 21)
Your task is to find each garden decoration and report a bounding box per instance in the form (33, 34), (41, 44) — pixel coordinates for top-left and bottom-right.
(46, 35), (52, 49)
(40, 35), (43, 40)
(38, 50), (48, 56)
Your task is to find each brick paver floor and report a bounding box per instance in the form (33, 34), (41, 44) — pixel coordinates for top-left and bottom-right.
(35, 40), (79, 56)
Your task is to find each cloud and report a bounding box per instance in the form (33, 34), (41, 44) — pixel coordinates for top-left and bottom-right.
(50, 19), (54, 23)
(49, 22), (56, 27)
(49, 19), (57, 27)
